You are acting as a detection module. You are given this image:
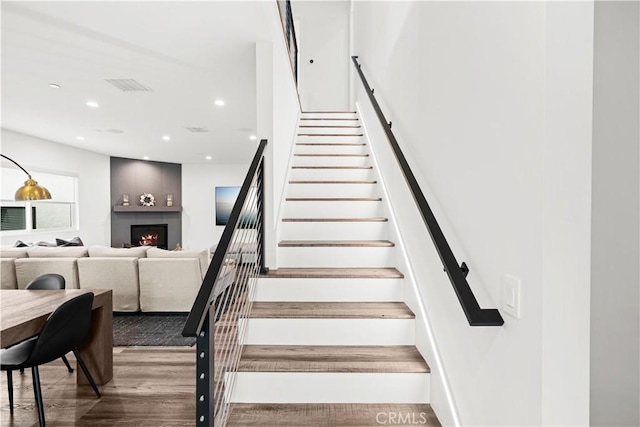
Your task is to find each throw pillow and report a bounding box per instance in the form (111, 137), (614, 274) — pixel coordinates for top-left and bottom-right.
(13, 240), (29, 247)
(56, 236), (84, 247)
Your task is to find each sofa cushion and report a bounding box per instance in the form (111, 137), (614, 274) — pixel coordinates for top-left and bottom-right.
(77, 257), (140, 312)
(1, 258), (18, 289)
(15, 258), (79, 289)
(146, 247), (209, 278)
(88, 246), (149, 258)
(27, 246), (89, 258)
(0, 248), (28, 258)
(138, 258), (202, 312)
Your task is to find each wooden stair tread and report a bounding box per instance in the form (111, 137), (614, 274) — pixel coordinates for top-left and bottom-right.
(249, 302), (414, 319)
(239, 346), (429, 373)
(282, 217), (388, 222)
(296, 142), (366, 146)
(299, 125), (362, 128)
(300, 117), (359, 121)
(291, 165), (372, 169)
(286, 197), (381, 201)
(288, 180), (377, 184)
(262, 267), (403, 279)
(294, 153), (369, 157)
(298, 135), (364, 138)
(227, 403), (441, 427)
(279, 240), (394, 247)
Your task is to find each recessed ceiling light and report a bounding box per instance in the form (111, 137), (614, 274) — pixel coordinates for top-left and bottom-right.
(76, 136), (85, 141)
(143, 156), (150, 160)
(162, 135), (171, 141)
(249, 135), (257, 141)
(214, 99), (225, 107)
(49, 83), (60, 89)
(86, 100), (99, 108)
(205, 155), (212, 160)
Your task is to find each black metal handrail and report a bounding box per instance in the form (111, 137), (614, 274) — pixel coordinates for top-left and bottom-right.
(183, 138), (267, 336)
(352, 57), (503, 327)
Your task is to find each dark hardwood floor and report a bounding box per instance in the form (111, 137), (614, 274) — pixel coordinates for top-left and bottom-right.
(0, 347), (196, 426)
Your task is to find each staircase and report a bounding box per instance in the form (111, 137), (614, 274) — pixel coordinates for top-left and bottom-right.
(226, 112), (441, 426)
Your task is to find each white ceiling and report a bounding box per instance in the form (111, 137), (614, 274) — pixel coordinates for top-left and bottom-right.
(1, 1), (274, 164)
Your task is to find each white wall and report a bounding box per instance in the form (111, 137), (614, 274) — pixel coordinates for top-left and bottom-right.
(258, 1), (301, 269)
(181, 163), (250, 251)
(542, 3), (594, 425)
(353, 2), (594, 425)
(590, 2), (640, 425)
(1, 129), (110, 246)
(292, 0), (350, 111)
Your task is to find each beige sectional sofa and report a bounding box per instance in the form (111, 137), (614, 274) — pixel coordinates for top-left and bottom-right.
(0, 246), (218, 312)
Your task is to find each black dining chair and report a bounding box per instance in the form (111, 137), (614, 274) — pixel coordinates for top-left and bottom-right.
(24, 274), (74, 373)
(1, 292), (101, 427)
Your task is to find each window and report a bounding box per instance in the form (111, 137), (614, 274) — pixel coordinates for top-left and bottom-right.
(1, 167), (78, 234)
(1, 206), (26, 231)
(31, 202), (73, 230)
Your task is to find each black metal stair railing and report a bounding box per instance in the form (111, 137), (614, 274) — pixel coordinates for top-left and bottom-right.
(352, 56), (503, 327)
(182, 139), (268, 425)
(277, 0), (298, 85)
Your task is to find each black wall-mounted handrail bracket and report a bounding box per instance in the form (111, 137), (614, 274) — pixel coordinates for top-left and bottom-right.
(352, 56), (503, 327)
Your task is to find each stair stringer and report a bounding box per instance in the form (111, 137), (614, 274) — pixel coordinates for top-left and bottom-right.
(357, 102), (461, 427)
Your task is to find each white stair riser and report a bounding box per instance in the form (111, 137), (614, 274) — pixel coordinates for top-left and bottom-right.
(301, 113), (358, 120)
(243, 318), (415, 345)
(298, 127), (363, 136)
(295, 144), (368, 155)
(255, 278), (404, 302)
(286, 183), (380, 198)
(278, 246), (396, 268)
(299, 119), (360, 127)
(290, 168), (376, 181)
(297, 135), (363, 144)
(230, 372), (430, 403)
(279, 221), (388, 240)
(284, 200), (383, 217)
(293, 156), (371, 167)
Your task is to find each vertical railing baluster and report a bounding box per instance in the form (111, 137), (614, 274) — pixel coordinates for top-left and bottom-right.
(257, 159), (266, 274)
(196, 312), (213, 425)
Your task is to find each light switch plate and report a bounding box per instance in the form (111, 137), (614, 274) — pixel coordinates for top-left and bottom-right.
(502, 274), (521, 319)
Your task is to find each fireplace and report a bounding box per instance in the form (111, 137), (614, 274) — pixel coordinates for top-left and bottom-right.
(130, 224), (168, 249)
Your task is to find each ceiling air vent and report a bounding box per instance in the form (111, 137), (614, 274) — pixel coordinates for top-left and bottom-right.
(105, 79), (153, 92)
(185, 127), (209, 133)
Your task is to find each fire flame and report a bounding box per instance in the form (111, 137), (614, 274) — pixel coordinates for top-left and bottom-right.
(139, 233), (159, 246)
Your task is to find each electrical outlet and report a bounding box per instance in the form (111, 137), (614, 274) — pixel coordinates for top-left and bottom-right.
(502, 274), (521, 319)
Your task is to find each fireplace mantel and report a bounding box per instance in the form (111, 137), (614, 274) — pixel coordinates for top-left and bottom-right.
(113, 206), (182, 213)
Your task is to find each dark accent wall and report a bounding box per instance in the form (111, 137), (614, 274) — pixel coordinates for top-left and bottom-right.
(110, 157), (182, 249)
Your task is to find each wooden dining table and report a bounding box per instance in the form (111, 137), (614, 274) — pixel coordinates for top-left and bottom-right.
(0, 289), (113, 385)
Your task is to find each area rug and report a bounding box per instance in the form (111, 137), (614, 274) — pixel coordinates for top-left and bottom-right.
(113, 313), (196, 347)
